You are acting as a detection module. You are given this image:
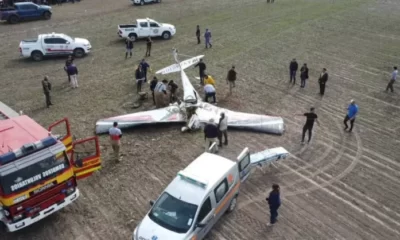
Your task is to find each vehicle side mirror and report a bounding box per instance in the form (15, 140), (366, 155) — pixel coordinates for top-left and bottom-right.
(149, 200), (154, 206)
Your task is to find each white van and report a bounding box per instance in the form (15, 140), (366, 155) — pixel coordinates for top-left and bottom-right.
(132, 146), (289, 240)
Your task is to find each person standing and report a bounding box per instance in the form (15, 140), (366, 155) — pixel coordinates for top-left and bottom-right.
(300, 63), (309, 88)
(154, 79), (168, 108)
(226, 66), (237, 94)
(289, 58), (298, 84)
(204, 74), (216, 86)
(385, 66), (398, 93)
(109, 122), (122, 163)
(204, 118), (219, 152)
(140, 59), (150, 82)
(218, 112), (228, 147)
(344, 99), (359, 132)
(150, 76), (158, 105)
(298, 107), (320, 144)
(67, 63), (79, 88)
(194, 59), (206, 85)
(266, 184), (281, 226)
(42, 76), (52, 108)
(168, 80), (179, 103)
(145, 36), (152, 57)
(135, 65), (145, 93)
(204, 29), (212, 48)
(196, 25), (201, 44)
(204, 84), (216, 103)
(125, 37), (134, 59)
(64, 55), (74, 83)
(318, 68), (328, 95)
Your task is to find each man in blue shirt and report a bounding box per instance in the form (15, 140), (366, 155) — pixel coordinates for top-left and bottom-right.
(344, 99), (358, 132)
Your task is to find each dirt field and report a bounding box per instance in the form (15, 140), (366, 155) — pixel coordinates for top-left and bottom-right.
(1, 0), (400, 239)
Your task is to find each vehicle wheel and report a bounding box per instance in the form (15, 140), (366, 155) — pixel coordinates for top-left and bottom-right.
(128, 33), (137, 42)
(73, 48), (85, 58)
(43, 11), (51, 20)
(162, 31), (171, 40)
(226, 196), (238, 213)
(31, 51), (43, 61)
(8, 15), (19, 24)
(140, 0), (144, 5)
(0, 222), (7, 233)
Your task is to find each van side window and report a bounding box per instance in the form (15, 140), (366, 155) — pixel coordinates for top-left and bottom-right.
(214, 178), (228, 203)
(197, 198), (212, 223)
(239, 155), (250, 172)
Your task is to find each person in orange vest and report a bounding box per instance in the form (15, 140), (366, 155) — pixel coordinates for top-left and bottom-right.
(109, 122), (122, 162)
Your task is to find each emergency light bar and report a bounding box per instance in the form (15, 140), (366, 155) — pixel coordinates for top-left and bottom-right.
(177, 171), (208, 189)
(0, 136), (58, 166)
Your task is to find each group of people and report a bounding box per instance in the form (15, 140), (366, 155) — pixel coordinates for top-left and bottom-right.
(289, 58), (328, 94)
(203, 112), (228, 152)
(196, 26), (212, 49)
(125, 36), (152, 59)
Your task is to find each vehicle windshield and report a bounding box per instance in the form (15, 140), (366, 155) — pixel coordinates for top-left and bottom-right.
(148, 192), (198, 234)
(0, 152), (70, 195)
(62, 34), (73, 43)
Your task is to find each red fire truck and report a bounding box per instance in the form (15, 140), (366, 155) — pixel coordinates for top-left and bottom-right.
(0, 101), (102, 232)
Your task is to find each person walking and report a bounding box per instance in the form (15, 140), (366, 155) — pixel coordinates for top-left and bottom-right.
(67, 63), (79, 88)
(318, 68), (328, 95)
(204, 83), (216, 103)
(168, 80), (179, 103)
(125, 37), (134, 59)
(140, 59), (150, 82)
(344, 99), (359, 132)
(154, 79), (168, 108)
(298, 107), (320, 144)
(150, 76), (158, 105)
(109, 122), (122, 163)
(266, 184), (281, 226)
(42, 76), (52, 108)
(385, 66), (398, 93)
(289, 58), (298, 84)
(204, 29), (212, 48)
(145, 36), (152, 57)
(300, 63), (309, 88)
(204, 74), (216, 86)
(196, 25), (201, 44)
(204, 118), (219, 152)
(64, 55), (74, 83)
(194, 59), (206, 85)
(226, 65), (237, 94)
(135, 65), (145, 93)
(218, 112), (228, 147)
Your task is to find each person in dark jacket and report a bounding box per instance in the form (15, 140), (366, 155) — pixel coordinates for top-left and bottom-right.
(318, 68), (328, 95)
(289, 58), (298, 84)
(145, 36), (152, 57)
(42, 76), (52, 108)
(168, 80), (179, 103)
(64, 55), (74, 82)
(204, 118), (219, 152)
(67, 63), (79, 88)
(196, 25), (201, 44)
(194, 59), (206, 85)
(125, 37), (134, 59)
(226, 65), (237, 94)
(135, 65), (145, 93)
(150, 76), (158, 105)
(266, 184), (281, 226)
(300, 63), (309, 88)
(140, 59), (150, 82)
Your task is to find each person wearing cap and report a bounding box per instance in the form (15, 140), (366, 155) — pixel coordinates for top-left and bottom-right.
(344, 100), (358, 132)
(385, 66), (398, 93)
(289, 58), (298, 84)
(125, 37), (134, 59)
(218, 112), (228, 147)
(226, 66), (237, 94)
(154, 79), (168, 108)
(42, 76), (52, 108)
(266, 184), (281, 226)
(297, 107), (320, 144)
(318, 68), (328, 95)
(109, 122), (122, 162)
(204, 118), (219, 152)
(204, 83), (216, 103)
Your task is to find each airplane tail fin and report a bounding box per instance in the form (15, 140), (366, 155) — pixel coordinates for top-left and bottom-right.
(156, 55), (204, 75)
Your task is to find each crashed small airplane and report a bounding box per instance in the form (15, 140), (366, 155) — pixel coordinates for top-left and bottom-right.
(95, 49), (285, 135)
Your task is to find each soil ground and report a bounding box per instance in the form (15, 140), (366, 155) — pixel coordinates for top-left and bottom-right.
(1, 0), (400, 239)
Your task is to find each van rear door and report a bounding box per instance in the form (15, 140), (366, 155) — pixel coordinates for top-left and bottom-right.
(236, 147), (251, 183)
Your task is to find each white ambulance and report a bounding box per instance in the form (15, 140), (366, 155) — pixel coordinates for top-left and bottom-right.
(132, 145), (289, 240)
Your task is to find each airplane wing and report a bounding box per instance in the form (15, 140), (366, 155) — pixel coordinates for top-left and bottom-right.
(194, 102), (285, 135)
(95, 104), (186, 134)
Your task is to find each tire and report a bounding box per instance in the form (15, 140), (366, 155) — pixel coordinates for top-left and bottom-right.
(128, 33), (137, 42)
(31, 51), (43, 61)
(140, 0), (144, 5)
(43, 11), (51, 20)
(161, 31), (171, 40)
(8, 15), (19, 24)
(73, 48), (85, 58)
(0, 221), (7, 233)
(226, 196), (238, 213)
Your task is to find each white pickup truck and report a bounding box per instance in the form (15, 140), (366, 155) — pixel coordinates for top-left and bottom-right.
(117, 18), (176, 41)
(131, 0), (161, 6)
(19, 33), (92, 61)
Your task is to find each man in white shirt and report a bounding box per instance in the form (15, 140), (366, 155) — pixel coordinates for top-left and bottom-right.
(218, 112), (228, 146)
(386, 66), (398, 93)
(204, 84), (216, 103)
(109, 122), (122, 162)
(154, 79), (168, 108)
